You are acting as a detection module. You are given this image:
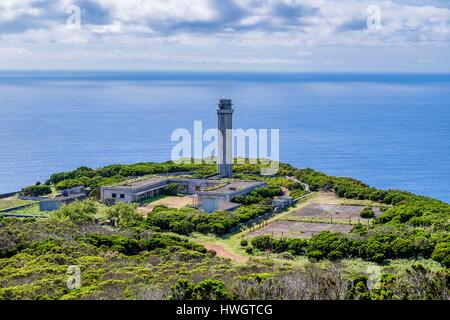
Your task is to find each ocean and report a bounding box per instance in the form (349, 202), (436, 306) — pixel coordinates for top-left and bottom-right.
(0, 72), (449, 202)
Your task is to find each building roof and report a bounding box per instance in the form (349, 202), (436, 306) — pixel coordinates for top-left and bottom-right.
(118, 176), (167, 188)
(201, 181), (263, 194)
(41, 193), (86, 203)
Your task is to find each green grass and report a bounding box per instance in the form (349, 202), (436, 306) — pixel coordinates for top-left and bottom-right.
(0, 198), (36, 211)
(340, 199), (385, 207)
(7, 203), (44, 215)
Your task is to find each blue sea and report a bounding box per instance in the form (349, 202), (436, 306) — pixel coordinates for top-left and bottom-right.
(0, 72), (449, 202)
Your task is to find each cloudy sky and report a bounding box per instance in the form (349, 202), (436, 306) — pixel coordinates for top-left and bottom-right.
(1, 0), (449, 72)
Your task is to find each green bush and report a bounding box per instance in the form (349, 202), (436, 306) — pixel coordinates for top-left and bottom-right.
(251, 235), (273, 251)
(290, 189), (308, 199)
(432, 242), (450, 267)
(165, 183), (178, 196)
(50, 199), (97, 222)
(240, 239), (248, 247)
(169, 278), (233, 300)
(360, 207), (375, 219)
(105, 202), (142, 227)
(233, 187), (282, 205)
(145, 205), (272, 236)
(19, 184), (52, 197)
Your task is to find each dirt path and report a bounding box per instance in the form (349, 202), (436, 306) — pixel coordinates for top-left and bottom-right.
(204, 243), (248, 264)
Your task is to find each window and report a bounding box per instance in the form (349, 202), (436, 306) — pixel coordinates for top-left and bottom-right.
(120, 194), (125, 199)
(112, 193), (117, 198)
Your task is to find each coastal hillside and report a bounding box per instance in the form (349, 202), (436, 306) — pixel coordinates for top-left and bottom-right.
(0, 161), (449, 300)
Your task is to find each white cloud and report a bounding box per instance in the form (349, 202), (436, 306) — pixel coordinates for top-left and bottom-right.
(0, 0), (449, 71)
(0, 0), (43, 21)
(94, 0), (218, 22)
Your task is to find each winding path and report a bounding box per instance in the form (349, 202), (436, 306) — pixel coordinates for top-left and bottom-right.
(203, 243), (248, 263)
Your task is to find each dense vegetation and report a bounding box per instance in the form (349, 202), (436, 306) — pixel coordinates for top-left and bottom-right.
(251, 227), (450, 266)
(233, 186), (282, 205)
(2, 160), (449, 300)
(19, 184), (52, 197)
(145, 204), (273, 236)
(1, 216), (448, 300)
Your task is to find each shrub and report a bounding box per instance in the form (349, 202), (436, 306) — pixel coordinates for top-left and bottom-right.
(106, 202), (142, 227)
(307, 250), (324, 261)
(169, 278), (233, 300)
(19, 184), (52, 197)
(290, 189), (308, 199)
(327, 250), (344, 261)
(145, 205), (272, 236)
(50, 199), (97, 222)
(240, 239), (248, 247)
(251, 235), (273, 251)
(233, 187), (282, 205)
(165, 183), (178, 196)
(432, 242), (450, 267)
(360, 207), (375, 219)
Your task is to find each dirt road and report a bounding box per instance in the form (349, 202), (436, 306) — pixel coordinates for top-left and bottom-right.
(203, 243), (248, 264)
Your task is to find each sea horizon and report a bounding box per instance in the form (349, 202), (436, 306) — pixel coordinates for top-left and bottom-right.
(0, 71), (449, 202)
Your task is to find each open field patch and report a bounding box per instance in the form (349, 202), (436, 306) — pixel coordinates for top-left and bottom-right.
(245, 192), (381, 239)
(287, 192), (382, 223)
(137, 196), (195, 215)
(0, 197), (36, 211)
(288, 203), (382, 220)
(247, 220), (353, 239)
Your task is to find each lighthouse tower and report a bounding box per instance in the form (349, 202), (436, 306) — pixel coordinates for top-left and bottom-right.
(217, 98), (234, 178)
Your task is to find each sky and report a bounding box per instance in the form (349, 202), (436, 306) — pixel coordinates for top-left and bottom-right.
(0, 0), (449, 72)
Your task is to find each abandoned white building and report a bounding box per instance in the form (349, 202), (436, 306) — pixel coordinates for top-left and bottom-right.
(100, 176), (266, 213)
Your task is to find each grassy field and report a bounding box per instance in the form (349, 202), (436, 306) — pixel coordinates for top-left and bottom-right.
(0, 197), (36, 211)
(6, 203), (44, 215)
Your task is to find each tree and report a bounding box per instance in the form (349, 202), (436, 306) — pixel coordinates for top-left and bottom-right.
(50, 199), (97, 222)
(106, 202), (142, 227)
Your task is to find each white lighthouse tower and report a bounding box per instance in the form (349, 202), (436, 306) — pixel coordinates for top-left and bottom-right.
(217, 98), (234, 178)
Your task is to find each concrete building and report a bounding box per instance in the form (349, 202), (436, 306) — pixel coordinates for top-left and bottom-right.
(39, 193), (87, 211)
(272, 196), (294, 211)
(197, 180), (266, 213)
(100, 176), (266, 213)
(60, 186), (87, 197)
(217, 99), (234, 178)
(39, 185), (88, 211)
